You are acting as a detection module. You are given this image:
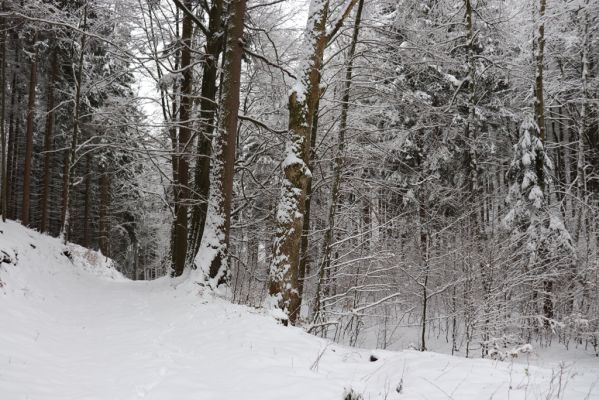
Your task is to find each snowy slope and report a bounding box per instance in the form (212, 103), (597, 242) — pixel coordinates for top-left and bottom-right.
(1, 220), (598, 400)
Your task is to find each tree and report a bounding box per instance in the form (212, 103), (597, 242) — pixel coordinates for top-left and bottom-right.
(504, 116), (575, 330)
(170, 0), (194, 277)
(314, 0), (364, 325)
(20, 31), (37, 226)
(194, 0), (247, 286)
(188, 0), (224, 261)
(268, 0), (358, 326)
(0, 2), (6, 222)
(60, 3), (87, 241)
(39, 48), (59, 233)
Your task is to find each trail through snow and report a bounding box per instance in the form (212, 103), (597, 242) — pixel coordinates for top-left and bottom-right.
(1, 220), (598, 399)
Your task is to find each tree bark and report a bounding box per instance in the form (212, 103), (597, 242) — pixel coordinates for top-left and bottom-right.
(464, 0), (479, 197)
(99, 167), (111, 257)
(189, 0), (224, 260)
(40, 49), (58, 233)
(61, 6), (87, 241)
(419, 200), (429, 352)
(574, 3), (589, 244)
(0, 9), (6, 222)
(298, 96), (319, 309)
(21, 39), (37, 226)
(195, 0), (246, 285)
(268, 0), (359, 326)
(171, 0), (194, 277)
(269, 0), (330, 325)
(83, 154), (91, 247)
(6, 27), (20, 220)
(534, 0), (546, 187)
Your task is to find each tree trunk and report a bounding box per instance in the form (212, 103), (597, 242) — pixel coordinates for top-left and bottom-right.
(6, 29), (19, 220)
(561, 107), (573, 218)
(268, 0), (330, 326)
(171, 0), (194, 277)
(61, 7), (87, 241)
(60, 148), (69, 236)
(0, 10), (6, 222)
(574, 4), (589, 244)
(21, 41), (37, 226)
(298, 96), (319, 310)
(533, 0), (554, 326)
(83, 154), (91, 247)
(419, 200), (429, 352)
(464, 0), (479, 197)
(534, 0), (546, 184)
(268, 0), (359, 326)
(99, 168), (110, 257)
(189, 0), (224, 260)
(195, 0), (246, 286)
(40, 49), (58, 233)
(168, 23), (180, 270)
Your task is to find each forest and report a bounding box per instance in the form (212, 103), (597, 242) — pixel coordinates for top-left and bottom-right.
(0, 0), (598, 358)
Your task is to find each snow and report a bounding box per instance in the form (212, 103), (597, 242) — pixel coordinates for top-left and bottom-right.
(1, 220), (598, 399)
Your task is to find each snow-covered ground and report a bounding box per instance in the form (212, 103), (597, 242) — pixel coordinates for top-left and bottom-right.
(1, 220), (597, 399)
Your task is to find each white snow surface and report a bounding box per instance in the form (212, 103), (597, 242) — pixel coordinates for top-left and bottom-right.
(1, 220), (598, 400)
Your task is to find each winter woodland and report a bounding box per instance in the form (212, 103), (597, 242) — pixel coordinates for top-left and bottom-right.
(0, 0), (598, 359)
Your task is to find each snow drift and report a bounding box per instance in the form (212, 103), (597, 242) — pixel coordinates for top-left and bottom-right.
(0, 220), (597, 399)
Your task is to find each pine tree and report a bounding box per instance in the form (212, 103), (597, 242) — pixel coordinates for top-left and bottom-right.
(504, 116), (575, 328)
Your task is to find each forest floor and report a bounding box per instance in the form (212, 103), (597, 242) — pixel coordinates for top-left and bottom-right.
(1, 220), (598, 400)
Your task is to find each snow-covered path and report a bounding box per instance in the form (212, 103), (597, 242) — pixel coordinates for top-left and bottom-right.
(1, 221), (598, 399)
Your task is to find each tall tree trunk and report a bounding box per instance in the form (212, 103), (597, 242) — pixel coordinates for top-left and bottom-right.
(21, 40), (37, 226)
(534, 0), (546, 184)
(83, 154), (91, 247)
(195, 0), (246, 285)
(561, 107), (573, 218)
(268, 0), (330, 326)
(61, 6), (87, 241)
(464, 0), (479, 197)
(6, 29), (19, 220)
(313, 0), (364, 323)
(533, 0), (554, 326)
(133, 236), (139, 280)
(574, 2), (589, 244)
(171, 0), (194, 277)
(268, 0), (359, 325)
(0, 8), (6, 222)
(298, 96), (319, 309)
(168, 13), (180, 269)
(60, 148), (69, 236)
(40, 50), (58, 233)
(419, 200), (429, 352)
(189, 0), (224, 260)
(99, 167), (110, 257)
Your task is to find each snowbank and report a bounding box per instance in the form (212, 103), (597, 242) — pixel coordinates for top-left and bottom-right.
(1, 221), (597, 399)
